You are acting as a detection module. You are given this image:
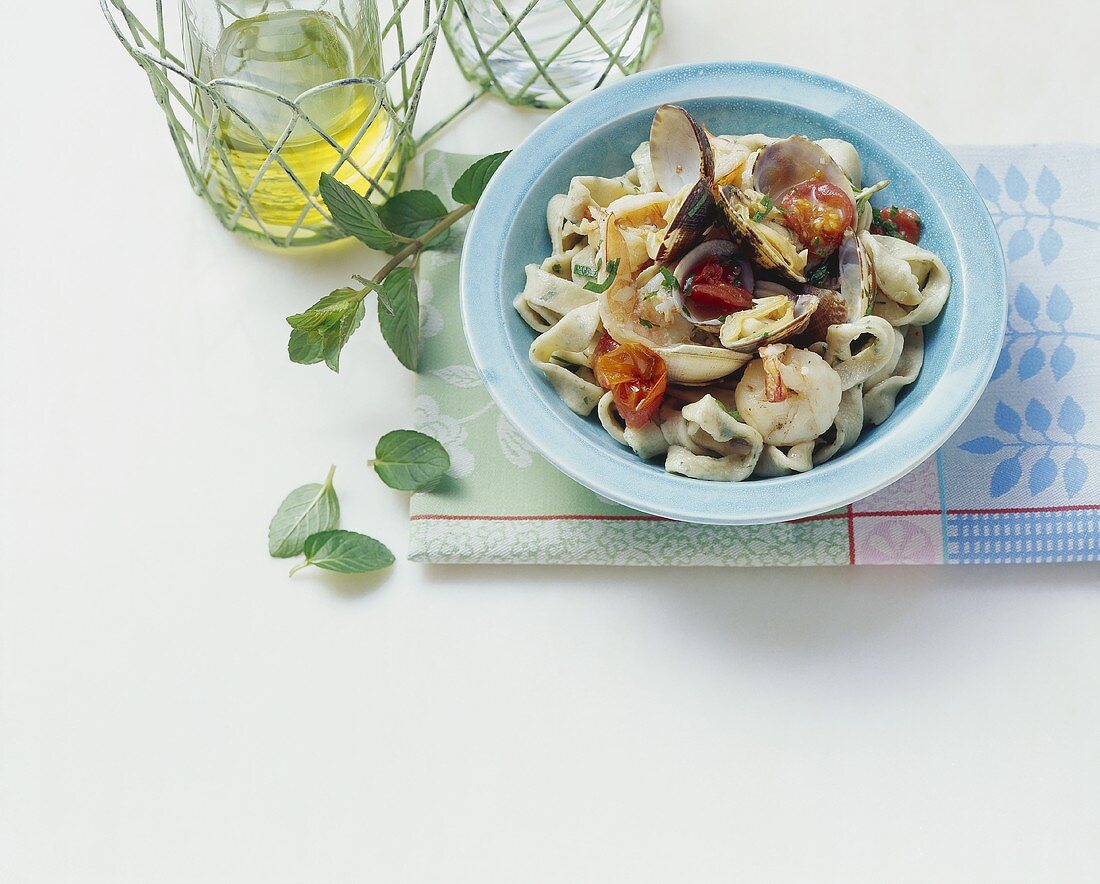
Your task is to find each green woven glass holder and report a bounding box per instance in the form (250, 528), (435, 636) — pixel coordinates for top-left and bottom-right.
(101, 0), (452, 247)
(440, 0), (662, 109)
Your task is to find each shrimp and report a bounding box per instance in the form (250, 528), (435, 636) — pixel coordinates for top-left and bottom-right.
(596, 212), (693, 348)
(734, 343), (842, 445)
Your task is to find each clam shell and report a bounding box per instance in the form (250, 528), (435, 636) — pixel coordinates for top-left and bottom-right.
(673, 239), (742, 289)
(649, 104), (714, 195)
(802, 233), (875, 342)
(655, 178), (714, 264)
(649, 105), (717, 263)
(598, 213), (694, 348)
(752, 135), (855, 201)
(838, 229), (875, 319)
(720, 293), (820, 353)
(714, 184), (808, 283)
(669, 240), (754, 325)
(803, 288), (850, 342)
(658, 343), (752, 385)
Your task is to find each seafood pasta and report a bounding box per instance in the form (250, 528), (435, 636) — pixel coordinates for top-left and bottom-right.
(514, 105), (951, 481)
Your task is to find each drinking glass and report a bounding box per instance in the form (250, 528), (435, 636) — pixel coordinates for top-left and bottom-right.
(442, 0), (662, 108)
(182, 0), (397, 245)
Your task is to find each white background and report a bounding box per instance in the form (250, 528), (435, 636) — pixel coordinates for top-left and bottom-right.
(2, 2), (1099, 881)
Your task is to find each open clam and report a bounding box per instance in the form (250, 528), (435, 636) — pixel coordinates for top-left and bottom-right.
(753, 135), (856, 199)
(670, 240), (755, 326)
(650, 103), (713, 194)
(837, 230), (875, 317)
(714, 184), (809, 282)
(714, 135), (860, 284)
(718, 292), (820, 353)
(804, 230), (876, 340)
(649, 104), (716, 263)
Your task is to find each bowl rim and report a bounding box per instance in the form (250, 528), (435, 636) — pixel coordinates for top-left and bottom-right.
(459, 61), (1007, 525)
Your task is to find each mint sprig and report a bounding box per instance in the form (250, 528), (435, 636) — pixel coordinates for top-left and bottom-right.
(288, 151), (511, 373)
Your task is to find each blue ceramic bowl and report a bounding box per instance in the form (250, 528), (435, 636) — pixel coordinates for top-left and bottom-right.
(460, 62), (1006, 525)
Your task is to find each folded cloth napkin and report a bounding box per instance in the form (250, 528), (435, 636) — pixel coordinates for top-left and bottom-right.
(409, 146), (1100, 565)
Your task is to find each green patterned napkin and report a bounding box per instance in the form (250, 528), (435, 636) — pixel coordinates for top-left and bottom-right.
(412, 152), (859, 564)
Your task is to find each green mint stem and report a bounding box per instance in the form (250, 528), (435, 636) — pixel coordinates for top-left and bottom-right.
(288, 560), (311, 577)
(373, 204), (473, 283)
(348, 204), (474, 304)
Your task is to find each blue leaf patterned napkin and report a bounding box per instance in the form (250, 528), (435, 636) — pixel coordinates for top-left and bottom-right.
(409, 146), (1100, 565)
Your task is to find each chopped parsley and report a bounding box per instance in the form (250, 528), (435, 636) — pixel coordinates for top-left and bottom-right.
(870, 205), (922, 243)
(582, 258), (620, 294)
(659, 267), (678, 291)
(806, 263), (831, 286)
(551, 262), (562, 273)
(573, 262), (598, 280)
(751, 195), (773, 223)
(874, 210), (901, 238)
(637, 317), (659, 329)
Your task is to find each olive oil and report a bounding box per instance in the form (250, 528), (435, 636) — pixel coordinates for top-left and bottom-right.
(192, 8), (394, 244)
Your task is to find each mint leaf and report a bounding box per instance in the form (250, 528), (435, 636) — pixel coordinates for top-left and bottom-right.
(379, 189), (449, 243)
(806, 263), (830, 286)
(290, 530), (395, 576)
(286, 288), (366, 372)
(583, 258), (619, 294)
(659, 266), (678, 291)
(268, 466), (340, 558)
(288, 327), (326, 365)
(374, 267), (419, 371)
(451, 151), (510, 205)
(286, 287), (363, 332)
(318, 173), (400, 251)
(373, 430), (450, 491)
(321, 300), (366, 372)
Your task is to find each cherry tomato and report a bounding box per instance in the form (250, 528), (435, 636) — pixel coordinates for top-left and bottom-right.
(775, 177), (855, 259)
(592, 332), (620, 375)
(871, 206), (922, 244)
(594, 339), (668, 428)
(686, 257), (753, 320)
